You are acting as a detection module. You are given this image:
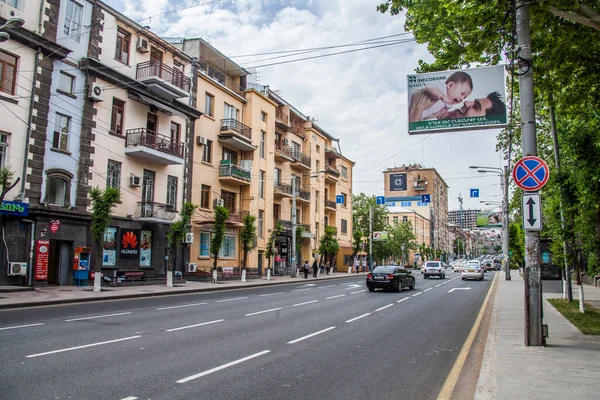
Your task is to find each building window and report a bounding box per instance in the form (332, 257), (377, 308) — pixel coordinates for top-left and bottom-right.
(106, 160), (121, 189)
(53, 113), (70, 151)
(0, 50), (17, 95)
(341, 165), (347, 179)
(260, 131), (265, 159)
(316, 145), (320, 155)
(110, 98), (125, 135)
(166, 176), (177, 210)
(0, 134), (8, 169)
(292, 141), (300, 155)
(204, 93), (214, 117)
(221, 190), (236, 211)
(261, 111), (267, 122)
(219, 234), (236, 258)
(401, 201), (412, 207)
(201, 184), (210, 208)
(170, 122), (181, 143)
(200, 231), (210, 256)
(1, 0), (21, 8)
(202, 140), (212, 163)
(115, 28), (130, 64)
(403, 216), (408, 223)
(57, 71), (75, 95)
(274, 167), (281, 185)
(64, 0), (83, 41)
(315, 190), (319, 213)
(417, 201), (424, 206)
(224, 103), (239, 120)
(258, 210), (264, 239)
(316, 160), (320, 178)
(259, 170), (265, 199)
(341, 219), (347, 234)
(341, 192), (347, 207)
(393, 216), (398, 225)
(44, 170), (73, 207)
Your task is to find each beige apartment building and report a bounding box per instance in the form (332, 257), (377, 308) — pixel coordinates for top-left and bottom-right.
(386, 207), (430, 265)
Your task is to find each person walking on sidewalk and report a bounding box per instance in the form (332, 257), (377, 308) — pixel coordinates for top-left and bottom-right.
(312, 259), (319, 278)
(325, 261), (331, 275)
(303, 260), (309, 279)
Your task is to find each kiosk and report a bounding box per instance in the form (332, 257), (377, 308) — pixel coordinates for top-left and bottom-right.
(73, 247), (91, 286)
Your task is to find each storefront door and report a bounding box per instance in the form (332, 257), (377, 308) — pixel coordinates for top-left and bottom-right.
(47, 240), (71, 285)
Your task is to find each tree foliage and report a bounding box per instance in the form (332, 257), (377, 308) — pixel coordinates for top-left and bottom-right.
(240, 213), (257, 270)
(210, 206), (229, 271)
(318, 225), (340, 264)
(265, 220), (282, 272)
(90, 187), (120, 272)
(166, 202), (198, 272)
(352, 193), (388, 261)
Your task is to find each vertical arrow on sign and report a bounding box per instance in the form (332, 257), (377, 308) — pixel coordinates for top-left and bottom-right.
(526, 197), (536, 226)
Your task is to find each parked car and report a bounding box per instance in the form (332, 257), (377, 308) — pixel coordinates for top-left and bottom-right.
(462, 260), (484, 281)
(423, 261), (446, 279)
(541, 263), (561, 280)
(366, 266), (415, 292)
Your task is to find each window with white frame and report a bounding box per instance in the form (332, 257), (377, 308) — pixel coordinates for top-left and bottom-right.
(258, 210), (264, 239)
(204, 92), (214, 117)
(1, 0), (21, 9)
(167, 176), (177, 210)
(274, 167), (281, 185)
(260, 131), (265, 158)
(202, 140), (212, 163)
(58, 71), (75, 95)
(44, 169), (74, 207)
(341, 165), (348, 179)
(106, 160), (121, 190)
(64, 0), (83, 42)
(53, 113), (70, 152)
(261, 111), (267, 122)
(0, 134), (8, 169)
(219, 234), (236, 258)
(199, 231), (210, 256)
(259, 170), (265, 199)
(224, 103), (239, 121)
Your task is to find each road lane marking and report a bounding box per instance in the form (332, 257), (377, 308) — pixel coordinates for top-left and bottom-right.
(318, 285), (336, 289)
(397, 298), (410, 303)
(291, 300), (318, 307)
(375, 304), (393, 312)
(424, 288), (433, 292)
(291, 288), (311, 292)
(120, 397), (138, 400)
(412, 292), (422, 297)
(216, 297), (248, 303)
(65, 312), (131, 322)
(449, 288), (471, 293)
(245, 308), (282, 316)
(26, 335), (141, 358)
(442, 282), (448, 285)
(350, 290), (366, 294)
(345, 313), (371, 323)
(326, 294), (346, 300)
(156, 302), (207, 310)
(287, 327), (336, 344)
(0, 323), (44, 331)
(260, 292), (285, 297)
(176, 350), (271, 383)
(435, 284), (442, 288)
(166, 319), (224, 332)
(347, 284), (362, 289)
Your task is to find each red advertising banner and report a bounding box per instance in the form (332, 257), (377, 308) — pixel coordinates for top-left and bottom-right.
(34, 240), (50, 281)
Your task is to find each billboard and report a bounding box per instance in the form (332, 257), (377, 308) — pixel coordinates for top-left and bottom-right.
(373, 231), (388, 241)
(389, 173), (407, 191)
(477, 211), (502, 228)
(407, 65), (507, 134)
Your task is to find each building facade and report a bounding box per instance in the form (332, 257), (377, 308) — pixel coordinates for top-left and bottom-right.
(448, 208), (479, 230)
(386, 206), (430, 266)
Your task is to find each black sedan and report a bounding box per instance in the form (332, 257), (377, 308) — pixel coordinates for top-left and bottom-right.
(366, 266), (416, 292)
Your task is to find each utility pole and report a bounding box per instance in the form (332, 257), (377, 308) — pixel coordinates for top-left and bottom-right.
(458, 193), (463, 229)
(291, 177), (297, 278)
(516, 0), (543, 346)
(502, 166), (511, 281)
(369, 204), (373, 272)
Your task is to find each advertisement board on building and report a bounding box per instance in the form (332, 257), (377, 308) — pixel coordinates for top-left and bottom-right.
(139, 230), (152, 267)
(120, 229), (140, 259)
(102, 227), (118, 267)
(407, 65), (507, 134)
(389, 173), (407, 191)
(34, 240), (49, 281)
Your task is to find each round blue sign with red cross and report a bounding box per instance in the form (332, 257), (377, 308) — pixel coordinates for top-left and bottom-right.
(512, 156), (550, 191)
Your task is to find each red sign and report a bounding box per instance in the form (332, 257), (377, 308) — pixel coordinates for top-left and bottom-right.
(34, 240), (50, 281)
(50, 220), (60, 233)
(512, 156), (550, 191)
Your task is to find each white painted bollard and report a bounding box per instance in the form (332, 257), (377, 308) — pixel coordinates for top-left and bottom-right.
(93, 272), (102, 292)
(212, 269), (218, 283)
(241, 269), (247, 282)
(166, 270), (173, 288)
(267, 269), (271, 280)
(348, 267), (352, 274)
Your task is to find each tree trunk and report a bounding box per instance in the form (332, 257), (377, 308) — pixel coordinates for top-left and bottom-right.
(93, 240), (103, 292)
(242, 250), (247, 282)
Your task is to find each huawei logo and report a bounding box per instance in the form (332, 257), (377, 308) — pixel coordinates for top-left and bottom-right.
(121, 231), (138, 249)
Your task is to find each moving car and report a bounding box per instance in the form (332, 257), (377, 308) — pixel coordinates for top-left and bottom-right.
(453, 260), (464, 273)
(423, 261), (445, 279)
(366, 266), (415, 292)
(482, 259), (495, 272)
(462, 260), (484, 281)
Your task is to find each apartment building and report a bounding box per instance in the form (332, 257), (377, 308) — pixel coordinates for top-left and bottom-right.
(386, 206), (430, 265)
(448, 208), (479, 230)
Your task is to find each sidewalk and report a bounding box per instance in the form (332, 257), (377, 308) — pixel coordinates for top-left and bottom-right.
(476, 270), (600, 399)
(0, 271), (363, 309)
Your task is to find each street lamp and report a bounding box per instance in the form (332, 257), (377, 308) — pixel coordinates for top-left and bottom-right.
(470, 165), (511, 280)
(0, 17), (25, 42)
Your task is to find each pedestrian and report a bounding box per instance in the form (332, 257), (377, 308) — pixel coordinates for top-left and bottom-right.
(312, 259), (319, 278)
(325, 261), (331, 275)
(303, 260), (309, 279)
(361, 259), (366, 273)
(319, 260), (324, 275)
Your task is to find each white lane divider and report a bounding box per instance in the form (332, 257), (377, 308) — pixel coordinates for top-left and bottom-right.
(65, 312), (132, 322)
(442, 282), (448, 285)
(156, 302), (207, 311)
(350, 290), (366, 294)
(412, 292), (423, 297)
(120, 397), (138, 400)
(166, 319), (224, 332)
(375, 304), (394, 312)
(260, 292), (285, 297)
(0, 323), (44, 331)
(435, 284), (442, 288)
(26, 335), (141, 358)
(245, 307), (282, 316)
(291, 288), (311, 292)
(288, 327), (336, 344)
(326, 294), (346, 300)
(318, 285), (336, 289)
(397, 298), (410, 303)
(424, 288), (433, 292)
(176, 350), (271, 383)
(292, 300), (318, 307)
(216, 297), (248, 303)
(345, 313), (371, 323)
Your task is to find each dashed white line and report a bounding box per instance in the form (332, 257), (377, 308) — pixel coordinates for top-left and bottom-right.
(260, 292), (285, 297)
(245, 308), (282, 316)
(216, 297), (247, 303)
(350, 290), (366, 294)
(120, 397), (138, 400)
(287, 327), (336, 344)
(292, 300), (318, 307)
(318, 285), (336, 289)
(413, 292), (423, 297)
(375, 304), (394, 312)
(397, 298), (410, 303)
(156, 302), (207, 310)
(345, 313), (371, 323)
(65, 312), (132, 322)
(166, 319), (224, 332)
(176, 350), (271, 383)
(424, 288), (433, 292)
(326, 294), (346, 300)
(435, 284), (442, 288)
(26, 335), (141, 358)
(0, 323), (44, 331)
(442, 282), (448, 285)
(291, 288), (311, 292)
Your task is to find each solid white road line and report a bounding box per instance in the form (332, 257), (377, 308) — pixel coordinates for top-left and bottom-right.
(166, 319), (224, 332)
(260, 292), (285, 297)
(65, 312), (132, 322)
(245, 308), (282, 316)
(0, 323), (44, 331)
(350, 290), (366, 294)
(424, 288), (433, 292)
(26, 335), (141, 358)
(326, 294), (346, 300)
(156, 302), (207, 311)
(345, 313), (371, 323)
(216, 297), (248, 303)
(435, 284), (442, 288)
(176, 350), (271, 383)
(292, 300), (318, 307)
(318, 285), (336, 289)
(397, 298), (410, 303)
(287, 327), (336, 344)
(291, 288), (311, 292)
(412, 292), (423, 297)
(375, 304), (394, 312)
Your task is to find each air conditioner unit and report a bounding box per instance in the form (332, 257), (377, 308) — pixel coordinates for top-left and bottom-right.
(183, 232), (194, 244)
(129, 175), (141, 187)
(88, 83), (104, 102)
(196, 136), (208, 146)
(187, 262), (197, 273)
(8, 262), (27, 276)
(215, 198), (224, 207)
(136, 37), (149, 53)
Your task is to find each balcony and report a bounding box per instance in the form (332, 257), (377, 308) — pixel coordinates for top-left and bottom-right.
(325, 146), (342, 159)
(219, 162), (252, 185)
(290, 117), (306, 139)
(125, 128), (184, 165)
(291, 151), (311, 170)
(296, 186), (311, 203)
(219, 119), (256, 151)
(225, 209), (249, 226)
(414, 180), (427, 191)
(274, 182), (293, 198)
(275, 108), (290, 129)
(325, 199), (337, 211)
(274, 141), (294, 162)
(325, 164), (340, 182)
(277, 220), (311, 234)
(134, 202), (177, 222)
(136, 61), (190, 100)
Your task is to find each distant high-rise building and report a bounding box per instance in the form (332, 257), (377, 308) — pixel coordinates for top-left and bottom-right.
(448, 209), (480, 230)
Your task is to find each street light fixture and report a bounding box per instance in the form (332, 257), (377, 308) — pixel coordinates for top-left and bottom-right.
(0, 17), (25, 43)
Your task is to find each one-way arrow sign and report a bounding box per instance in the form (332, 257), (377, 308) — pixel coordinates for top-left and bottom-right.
(522, 193), (542, 231)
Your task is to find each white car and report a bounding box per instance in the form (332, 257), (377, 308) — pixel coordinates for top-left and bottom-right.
(453, 260), (464, 273)
(462, 260), (484, 281)
(423, 261), (446, 279)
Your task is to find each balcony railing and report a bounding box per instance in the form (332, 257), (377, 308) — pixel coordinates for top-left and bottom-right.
(136, 61), (191, 93)
(219, 163), (252, 182)
(325, 165), (341, 177)
(274, 142), (293, 159)
(275, 108), (289, 125)
(226, 209), (249, 224)
(274, 181), (292, 196)
(325, 199), (337, 209)
(292, 151), (311, 169)
(134, 202), (177, 220)
(125, 128), (184, 158)
(277, 220), (310, 232)
(298, 186), (311, 201)
(220, 119), (252, 140)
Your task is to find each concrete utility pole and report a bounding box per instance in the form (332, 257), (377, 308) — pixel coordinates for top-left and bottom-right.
(369, 204), (373, 271)
(291, 177), (297, 278)
(516, 0), (544, 346)
(503, 166), (511, 281)
(458, 193), (463, 229)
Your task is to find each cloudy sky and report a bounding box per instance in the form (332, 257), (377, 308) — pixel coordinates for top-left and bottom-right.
(106, 0), (506, 211)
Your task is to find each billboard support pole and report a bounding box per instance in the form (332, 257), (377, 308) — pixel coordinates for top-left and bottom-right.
(516, 0), (543, 346)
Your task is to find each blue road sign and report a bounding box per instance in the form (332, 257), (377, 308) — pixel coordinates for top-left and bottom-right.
(336, 195), (345, 204)
(421, 194), (431, 204)
(376, 196), (385, 205)
(470, 189), (479, 198)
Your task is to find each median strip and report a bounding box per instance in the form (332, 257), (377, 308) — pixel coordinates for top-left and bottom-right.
(287, 327), (336, 344)
(176, 350), (271, 383)
(26, 335), (141, 358)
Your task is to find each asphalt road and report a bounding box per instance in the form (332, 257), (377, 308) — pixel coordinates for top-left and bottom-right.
(0, 270), (494, 400)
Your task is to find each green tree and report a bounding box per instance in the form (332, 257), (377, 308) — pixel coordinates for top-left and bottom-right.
(353, 193), (388, 263)
(509, 222), (525, 269)
(210, 206), (229, 275)
(0, 167), (20, 204)
(166, 202), (197, 283)
(90, 187), (120, 292)
(240, 213), (257, 272)
(352, 229), (363, 258)
(265, 221), (282, 274)
(318, 225), (340, 266)
(387, 221), (418, 265)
